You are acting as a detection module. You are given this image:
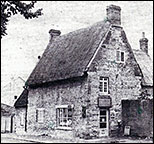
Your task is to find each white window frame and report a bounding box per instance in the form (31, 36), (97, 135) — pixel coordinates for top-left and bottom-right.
(99, 77), (109, 95)
(20, 112), (24, 126)
(36, 108), (44, 123)
(56, 105), (73, 129)
(116, 50), (125, 63)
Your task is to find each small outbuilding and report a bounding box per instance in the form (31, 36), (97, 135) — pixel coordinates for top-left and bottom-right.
(1, 103), (15, 133)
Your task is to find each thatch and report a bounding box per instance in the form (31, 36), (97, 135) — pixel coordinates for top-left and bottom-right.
(14, 89), (28, 108)
(1, 103), (15, 116)
(26, 21), (111, 86)
(133, 49), (153, 86)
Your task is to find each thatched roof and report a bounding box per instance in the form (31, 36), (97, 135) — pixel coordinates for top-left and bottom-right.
(25, 19), (153, 88)
(133, 49), (153, 86)
(1, 103), (15, 116)
(14, 89), (28, 108)
(26, 21), (111, 86)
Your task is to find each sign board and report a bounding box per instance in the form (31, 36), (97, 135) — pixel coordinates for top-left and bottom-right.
(124, 126), (130, 135)
(98, 97), (112, 107)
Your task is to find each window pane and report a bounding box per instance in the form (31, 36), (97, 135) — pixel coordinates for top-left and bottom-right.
(103, 78), (108, 81)
(100, 117), (106, 122)
(100, 110), (106, 115)
(40, 111), (43, 122)
(20, 112), (24, 126)
(121, 52), (124, 62)
(82, 106), (86, 118)
(100, 123), (106, 128)
(104, 82), (107, 92)
(99, 81), (103, 92)
(116, 51), (120, 61)
(68, 108), (73, 117)
(63, 118), (67, 126)
(37, 109), (44, 123)
(100, 82), (103, 85)
(67, 118), (72, 126)
(56, 107), (73, 127)
(100, 76), (103, 80)
(63, 108), (67, 118)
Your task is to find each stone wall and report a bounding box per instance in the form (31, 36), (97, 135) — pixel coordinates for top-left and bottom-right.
(88, 25), (142, 136)
(122, 99), (153, 137)
(27, 25), (142, 138)
(27, 77), (91, 138)
(14, 107), (27, 134)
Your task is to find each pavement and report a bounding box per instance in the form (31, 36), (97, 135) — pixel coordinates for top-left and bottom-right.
(1, 133), (153, 143)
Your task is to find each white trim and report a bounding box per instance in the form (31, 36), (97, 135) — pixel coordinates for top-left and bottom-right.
(55, 104), (74, 109)
(99, 93), (110, 96)
(85, 25), (112, 71)
(56, 105), (68, 108)
(37, 108), (45, 110)
(99, 77), (109, 95)
(36, 108), (45, 123)
(99, 109), (109, 137)
(56, 126), (72, 130)
(20, 112), (24, 126)
(116, 50), (125, 63)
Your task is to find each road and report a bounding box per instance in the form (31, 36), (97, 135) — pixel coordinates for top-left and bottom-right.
(1, 133), (153, 143)
(1, 137), (37, 143)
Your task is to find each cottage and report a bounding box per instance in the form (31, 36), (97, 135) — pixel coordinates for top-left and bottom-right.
(133, 33), (153, 98)
(1, 103), (15, 133)
(14, 5), (153, 138)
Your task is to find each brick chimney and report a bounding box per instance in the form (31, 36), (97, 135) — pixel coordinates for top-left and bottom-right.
(49, 29), (61, 43)
(106, 5), (121, 25)
(139, 32), (148, 54)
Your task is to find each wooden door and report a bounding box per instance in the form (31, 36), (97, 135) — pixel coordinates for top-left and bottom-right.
(99, 109), (109, 137)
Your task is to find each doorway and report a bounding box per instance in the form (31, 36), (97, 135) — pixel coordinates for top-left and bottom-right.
(99, 108), (109, 137)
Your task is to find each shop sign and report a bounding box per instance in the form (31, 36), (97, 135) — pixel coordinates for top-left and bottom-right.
(98, 97), (112, 107)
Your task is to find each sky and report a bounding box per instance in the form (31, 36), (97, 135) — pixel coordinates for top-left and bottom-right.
(1, 1), (153, 105)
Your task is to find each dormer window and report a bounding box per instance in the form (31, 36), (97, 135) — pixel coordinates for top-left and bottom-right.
(116, 50), (125, 63)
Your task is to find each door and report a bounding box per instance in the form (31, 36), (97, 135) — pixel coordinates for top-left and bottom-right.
(99, 108), (109, 137)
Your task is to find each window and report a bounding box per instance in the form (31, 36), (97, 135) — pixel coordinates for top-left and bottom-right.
(20, 112), (24, 126)
(36, 108), (44, 123)
(56, 105), (73, 128)
(82, 106), (86, 118)
(99, 77), (109, 94)
(116, 50), (125, 62)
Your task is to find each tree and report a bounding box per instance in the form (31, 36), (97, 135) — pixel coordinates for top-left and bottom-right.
(1, 1), (43, 38)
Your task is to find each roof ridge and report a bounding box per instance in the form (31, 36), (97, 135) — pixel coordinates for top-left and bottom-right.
(52, 20), (106, 42)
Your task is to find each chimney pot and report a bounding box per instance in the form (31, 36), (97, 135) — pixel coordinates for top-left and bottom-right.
(49, 29), (61, 42)
(139, 32), (148, 54)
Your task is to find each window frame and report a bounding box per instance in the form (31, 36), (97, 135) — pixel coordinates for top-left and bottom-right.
(116, 50), (125, 63)
(82, 106), (86, 118)
(36, 108), (45, 123)
(56, 105), (73, 130)
(20, 112), (25, 126)
(99, 77), (109, 95)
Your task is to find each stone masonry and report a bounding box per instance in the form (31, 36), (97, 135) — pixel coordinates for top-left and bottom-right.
(26, 25), (142, 138)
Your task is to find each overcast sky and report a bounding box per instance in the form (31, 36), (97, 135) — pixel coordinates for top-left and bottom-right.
(1, 1), (153, 104)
